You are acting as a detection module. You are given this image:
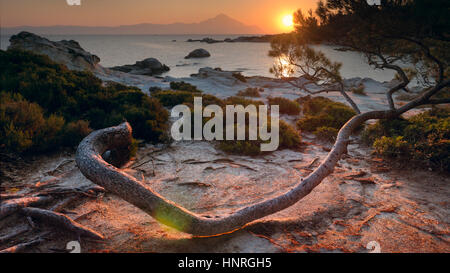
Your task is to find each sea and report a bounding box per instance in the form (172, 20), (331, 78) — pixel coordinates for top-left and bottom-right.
(0, 34), (395, 81)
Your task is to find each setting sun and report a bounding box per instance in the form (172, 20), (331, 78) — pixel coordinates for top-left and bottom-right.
(282, 14), (294, 28)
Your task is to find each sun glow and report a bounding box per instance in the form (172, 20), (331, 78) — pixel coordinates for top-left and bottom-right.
(282, 14), (294, 28)
(276, 55), (294, 78)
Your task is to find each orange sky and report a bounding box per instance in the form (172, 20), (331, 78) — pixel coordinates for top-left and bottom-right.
(0, 0), (318, 33)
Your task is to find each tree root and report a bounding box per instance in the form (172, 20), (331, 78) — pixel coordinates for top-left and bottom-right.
(0, 237), (45, 253)
(0, 196), (53, 220)
(0, 225), (30, 245)
(21, 207), (104, 240)
(49, 195), (81, 212)
(75, 120), (373, 236)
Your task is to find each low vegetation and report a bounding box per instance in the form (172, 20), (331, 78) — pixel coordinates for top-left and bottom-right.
(362, 109), (450, 171)
(223, 96), (264, 107)
(236, 87), (263, 97)
(170, 81), (202, 93)
(150, 86), (301, 155)
(296, 96), (357, 141)
(0, 49), (169, 154)
(268, 97), (301, 115)
(218, 120), (302, 156)
(152, 90), (197, 107)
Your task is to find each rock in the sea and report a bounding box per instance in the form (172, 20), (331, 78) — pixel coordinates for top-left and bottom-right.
(185, 48), (211, 59)
(110, 58), (170, 76)
(8, 31), (100, 71)
(187, 37), (222, 44)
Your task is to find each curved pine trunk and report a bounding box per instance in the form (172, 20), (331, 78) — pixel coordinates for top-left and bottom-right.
(76, 109), (390, 236)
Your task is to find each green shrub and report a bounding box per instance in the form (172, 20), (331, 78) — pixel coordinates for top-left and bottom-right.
(361, 118), (409, 144)
(314, 126), (339, 142)
(296, 96), (357, 135)
(297, 96), (334, 115)
(363, 109), (450, 171)
(151, 90), (195, 107)
(201, 94), (226, 107)
(0, 92), (65, 153)
(236, 87), (263, 97)
(217, 120), (301, 156)
(268, 97), (301, 115)
(373, 136), (410, 157)
(169, 81), (202, 93)
(218, 139), (263, 156)
(279, 120), (302, 149)
(62, 120), (93, 147)
(0, 49), (169, 152)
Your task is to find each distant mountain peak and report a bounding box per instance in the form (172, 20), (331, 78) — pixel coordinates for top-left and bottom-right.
(213, 13), (231, 19)
(4, 13), (265, 35)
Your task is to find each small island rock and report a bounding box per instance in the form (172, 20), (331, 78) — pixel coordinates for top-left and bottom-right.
(185, 48), (211, 59)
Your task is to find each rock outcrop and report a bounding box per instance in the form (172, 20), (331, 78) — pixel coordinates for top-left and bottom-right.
(187, 37), (223, 44)
(8, 31), (100, 71)
(110, 58), (170, 76)
(185, 48), (211, 59)
(186, 34), (284, 44)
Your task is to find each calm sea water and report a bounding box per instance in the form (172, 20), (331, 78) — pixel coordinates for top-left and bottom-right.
(1, 34), (395, 81)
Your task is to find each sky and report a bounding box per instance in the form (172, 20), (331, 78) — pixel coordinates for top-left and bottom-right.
(0, 0), (318, 33)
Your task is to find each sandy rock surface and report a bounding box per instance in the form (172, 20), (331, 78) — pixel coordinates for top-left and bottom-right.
(1, 135), (448, 253)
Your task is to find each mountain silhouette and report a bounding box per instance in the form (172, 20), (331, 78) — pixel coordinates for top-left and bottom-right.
(3, 14), (264, 35)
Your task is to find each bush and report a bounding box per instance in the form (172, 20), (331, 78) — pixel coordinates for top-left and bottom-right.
(152, 90), (195, 107)
(363, 109), (450, 171)
(62, 120), (93, 147)
(296, 96), (357, 135)
(169, 93), (301, 156)
(0, 92), (65, 153)
(373, 136), (410, 157)
(268, 97), (301, 115)
(314, 126), (339, 142)
(0, 49), (169, 152)
(361, 118), (409, 144)
(236, 87), (263, 97)
(217, 120), (301, 156)
(170, 81), (202, 93)
(279, 120), (303, 149)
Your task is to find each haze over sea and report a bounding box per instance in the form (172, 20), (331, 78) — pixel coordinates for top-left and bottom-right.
(1, 34), (395, 81)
